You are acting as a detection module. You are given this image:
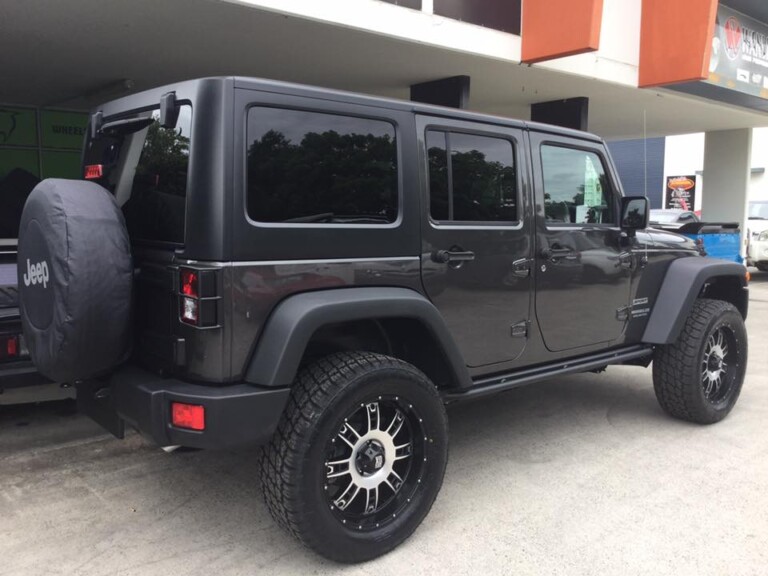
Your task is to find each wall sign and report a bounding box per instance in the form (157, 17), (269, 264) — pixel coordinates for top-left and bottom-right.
(665, 175), (697, 210)
(707, 5), (768, 100)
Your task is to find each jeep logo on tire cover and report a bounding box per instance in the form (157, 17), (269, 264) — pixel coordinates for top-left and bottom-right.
(23, 259), (49, 289)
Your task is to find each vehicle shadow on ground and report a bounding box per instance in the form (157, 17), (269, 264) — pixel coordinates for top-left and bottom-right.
(118, 371), (668, 569)
(1, 369), (671, 574)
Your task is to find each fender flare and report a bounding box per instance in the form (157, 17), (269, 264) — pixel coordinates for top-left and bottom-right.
(244, 287), (472, 388)
(642, 257), (748, 345)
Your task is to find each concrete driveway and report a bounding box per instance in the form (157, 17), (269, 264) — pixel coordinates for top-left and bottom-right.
(2, 276), (767, 576)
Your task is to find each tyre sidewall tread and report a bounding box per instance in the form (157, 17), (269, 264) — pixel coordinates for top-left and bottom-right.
(259, 351), (448, 563)
(653, 298), (747, 424)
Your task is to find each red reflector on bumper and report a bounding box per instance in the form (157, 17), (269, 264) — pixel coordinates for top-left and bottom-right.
(171, 402), (205, 430)
(84, 164), (103, 180)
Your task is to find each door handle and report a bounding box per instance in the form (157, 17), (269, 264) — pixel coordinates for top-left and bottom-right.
(541, 247), (576, 261)
(432, 249), (476, 264)
(618, 252), (634, 270)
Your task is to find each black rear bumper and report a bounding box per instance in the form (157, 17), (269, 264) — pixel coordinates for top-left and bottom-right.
(78, 365), (290, 449)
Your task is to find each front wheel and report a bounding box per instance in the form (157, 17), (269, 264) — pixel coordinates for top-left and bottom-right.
(653, 298), (747, 424)
(259, 352), (448, 563)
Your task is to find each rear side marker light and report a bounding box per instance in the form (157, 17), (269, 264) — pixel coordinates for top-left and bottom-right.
(84, 164), (103, 180)
(171, 402), (205, 431)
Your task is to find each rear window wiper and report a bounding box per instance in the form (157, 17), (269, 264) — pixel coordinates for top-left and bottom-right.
(99, 117), (154, 137)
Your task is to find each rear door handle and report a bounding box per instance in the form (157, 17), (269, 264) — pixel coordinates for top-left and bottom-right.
(432, 249), (476, 264)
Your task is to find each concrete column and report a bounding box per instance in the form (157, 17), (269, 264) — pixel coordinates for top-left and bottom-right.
(702, 129), (752, 258)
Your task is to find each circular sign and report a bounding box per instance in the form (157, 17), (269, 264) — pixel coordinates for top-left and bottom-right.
(723, 16), (742, 61)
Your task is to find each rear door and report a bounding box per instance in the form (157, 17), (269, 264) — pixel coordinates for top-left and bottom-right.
(417, 116), (533, 368)
(530, 132), (632, 351)
(83, 104), (194, 374)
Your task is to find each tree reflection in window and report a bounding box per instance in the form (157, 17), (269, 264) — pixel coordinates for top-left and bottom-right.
(427, 130), (517, 223)
(246, 108), (398, 223)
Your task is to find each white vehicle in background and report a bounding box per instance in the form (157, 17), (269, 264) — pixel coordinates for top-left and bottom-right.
(747, 200), (768, 271)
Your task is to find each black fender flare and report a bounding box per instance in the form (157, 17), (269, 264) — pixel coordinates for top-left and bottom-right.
(244, 287), (472, 388)
(642, 257), (748, 345)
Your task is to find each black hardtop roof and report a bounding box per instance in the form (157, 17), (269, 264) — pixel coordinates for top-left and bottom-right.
(95, 76), (603, 143)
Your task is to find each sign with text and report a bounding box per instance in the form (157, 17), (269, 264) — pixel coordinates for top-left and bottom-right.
(41, 110), (88, 150)
(665, 175), (697, 210)
(707, 5), (768, 100)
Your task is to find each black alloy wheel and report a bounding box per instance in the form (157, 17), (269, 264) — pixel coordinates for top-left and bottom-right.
(653, 298), (747, 424)
(259, 352), (448, 563)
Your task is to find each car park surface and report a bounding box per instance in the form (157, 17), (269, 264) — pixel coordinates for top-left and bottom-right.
(1, 274), (766, 575)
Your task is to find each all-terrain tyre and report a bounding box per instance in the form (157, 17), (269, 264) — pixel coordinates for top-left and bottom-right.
(755, 262), (768, 272)
(653, 298), (747, 424)
(259, 351), (448, 563)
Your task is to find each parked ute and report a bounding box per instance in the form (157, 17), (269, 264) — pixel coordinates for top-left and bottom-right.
(16, 78), (749, 563)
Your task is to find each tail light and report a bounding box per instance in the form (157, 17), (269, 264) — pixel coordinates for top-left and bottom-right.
(178, 267), (217, 327)
(84, 164), (104, 180)
(0, 333), (28, 362)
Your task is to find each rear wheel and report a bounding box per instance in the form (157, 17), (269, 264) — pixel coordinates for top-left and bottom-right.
(653, 299), (747, 424)
(755, 262), (768, 271)
(259, 351), (448, 563)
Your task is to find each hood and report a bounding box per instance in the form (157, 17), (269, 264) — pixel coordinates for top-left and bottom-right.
(747, 218), (768, 238)
(645, 227), (699, 252)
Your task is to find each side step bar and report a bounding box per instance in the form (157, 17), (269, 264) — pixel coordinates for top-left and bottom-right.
(442, 345), (654, 402)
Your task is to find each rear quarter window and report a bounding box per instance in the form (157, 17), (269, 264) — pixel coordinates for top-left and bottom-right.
(245, 107), (399, 225)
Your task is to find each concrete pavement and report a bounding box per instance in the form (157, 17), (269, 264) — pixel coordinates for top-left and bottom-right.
(1, 276), (767, 575)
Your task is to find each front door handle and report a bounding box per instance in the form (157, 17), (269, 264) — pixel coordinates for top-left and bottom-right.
(541, 247), (576, 261)
(432, 249), (476, 264)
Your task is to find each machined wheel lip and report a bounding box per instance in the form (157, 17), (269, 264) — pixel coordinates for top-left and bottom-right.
(323, 395), (426, 530)
(701, 324), (738, 405)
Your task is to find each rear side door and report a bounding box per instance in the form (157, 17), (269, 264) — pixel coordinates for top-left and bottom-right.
(530, 132), (632, 352)
(417, 116), (533, 368)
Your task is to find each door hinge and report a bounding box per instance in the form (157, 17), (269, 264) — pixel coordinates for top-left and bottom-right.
(511, 321), (529, 338)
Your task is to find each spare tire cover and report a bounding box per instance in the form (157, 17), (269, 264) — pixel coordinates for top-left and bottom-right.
(17, 179), (132, 382)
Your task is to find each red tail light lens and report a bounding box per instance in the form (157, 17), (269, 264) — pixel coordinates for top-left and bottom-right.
(180, 268), (198, 297)
(171, 402), (205, 431)
(84, 164), (103, 180)
(0, 334), (26, 361)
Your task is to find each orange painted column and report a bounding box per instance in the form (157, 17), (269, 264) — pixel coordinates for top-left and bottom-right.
(521, 0), (604, 64)
(639, 0), (719, 87)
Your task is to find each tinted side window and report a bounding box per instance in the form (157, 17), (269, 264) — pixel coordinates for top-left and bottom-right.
(246, 108), (398, 224)
(427, 130), (517, 223)
(540, 145), (615, 225)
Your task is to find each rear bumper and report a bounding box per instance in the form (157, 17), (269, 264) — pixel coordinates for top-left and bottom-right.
(79, 365), (290, 449)
(0, 361), (50, 390)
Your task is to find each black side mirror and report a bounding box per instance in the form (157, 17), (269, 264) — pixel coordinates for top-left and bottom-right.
(620, 196), (649, 232)
(159, 92), (180, 129)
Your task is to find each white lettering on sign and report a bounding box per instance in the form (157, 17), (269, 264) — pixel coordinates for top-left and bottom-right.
(23, 258), (49, 289)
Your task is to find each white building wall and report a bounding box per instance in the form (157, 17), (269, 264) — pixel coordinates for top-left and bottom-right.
(535, 0), (642, 87)
(664, 129), (768, 210)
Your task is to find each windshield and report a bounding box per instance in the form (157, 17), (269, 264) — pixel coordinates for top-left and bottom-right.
(83, 105), (192, 244)
(749, 201), (768, 219)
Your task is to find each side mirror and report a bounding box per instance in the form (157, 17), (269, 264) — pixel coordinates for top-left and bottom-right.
(620, 196), (649, 232)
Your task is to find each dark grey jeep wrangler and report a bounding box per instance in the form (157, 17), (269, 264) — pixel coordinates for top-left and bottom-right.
(16, 78), (749, 563)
